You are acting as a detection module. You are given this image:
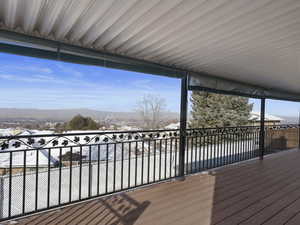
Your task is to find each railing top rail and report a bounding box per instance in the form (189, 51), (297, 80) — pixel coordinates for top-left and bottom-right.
(0, 124), (298, 140)
(0, 128), (180, 140)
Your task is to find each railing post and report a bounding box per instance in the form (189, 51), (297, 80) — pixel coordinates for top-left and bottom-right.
(259, 98), (265, 160)
(0, 176), (3, 219)
(179, 75), (188, 178)
(89, 164), (93, 196)
(298, 111), (300, 149)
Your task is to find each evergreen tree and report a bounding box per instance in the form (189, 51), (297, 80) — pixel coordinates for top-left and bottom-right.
(190, 92), (253, 128)
(66, 114), (99, 130)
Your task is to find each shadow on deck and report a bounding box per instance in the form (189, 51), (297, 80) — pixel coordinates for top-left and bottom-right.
(12, 193), (150, 225)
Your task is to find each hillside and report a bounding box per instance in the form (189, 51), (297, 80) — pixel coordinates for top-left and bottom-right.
(0, 108), (179, 122)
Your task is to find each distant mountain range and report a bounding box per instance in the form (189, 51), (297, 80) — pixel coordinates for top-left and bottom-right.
(0, 108), (296, 125)
(0, 108), (179, 122)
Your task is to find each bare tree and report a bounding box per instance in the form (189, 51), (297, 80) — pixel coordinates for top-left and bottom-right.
(136, 94), (166, 129)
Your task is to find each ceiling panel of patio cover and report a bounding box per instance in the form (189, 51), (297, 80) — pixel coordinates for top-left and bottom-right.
(0, 0), (300, 100)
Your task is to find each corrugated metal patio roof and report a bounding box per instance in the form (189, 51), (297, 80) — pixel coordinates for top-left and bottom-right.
(0, 0), (300, 99)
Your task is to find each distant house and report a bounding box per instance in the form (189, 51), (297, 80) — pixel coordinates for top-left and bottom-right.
(164, 112), (283, 129)
(165, 122), (180, 129)
(249, 112), (283, 126)
(119, 125), (135, 131)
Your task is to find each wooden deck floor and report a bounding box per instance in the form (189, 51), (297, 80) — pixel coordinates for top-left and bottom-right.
(8, 149), (300, 225)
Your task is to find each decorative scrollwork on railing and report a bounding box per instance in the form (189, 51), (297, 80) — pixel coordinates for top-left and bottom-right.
(0, 130), (180, 151)
(0, 125), (297, 151)
(265, 124), (300, 130)
(187, 126), (261, 136)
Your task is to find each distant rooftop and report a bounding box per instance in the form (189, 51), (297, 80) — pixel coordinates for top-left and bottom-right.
(250, 111), (283, 122)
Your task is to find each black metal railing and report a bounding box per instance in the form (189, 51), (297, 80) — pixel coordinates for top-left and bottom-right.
(0, 124), (298, 221)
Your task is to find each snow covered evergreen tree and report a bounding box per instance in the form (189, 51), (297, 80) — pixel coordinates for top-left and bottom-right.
(190, 92), (253, 128)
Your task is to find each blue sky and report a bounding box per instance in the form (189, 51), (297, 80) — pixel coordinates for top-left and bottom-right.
(0, 52), (180, 112)
(0, 52), (299, 117)
(250, 98), (299, 117)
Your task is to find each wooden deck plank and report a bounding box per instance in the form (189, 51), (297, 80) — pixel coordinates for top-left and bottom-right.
(133, 152), (300, 224)
(6, 149), (300, 225)
(263, 198), (300, 225)
(285, 211), (300, 225)
(134, 165), (300, 225)
(214, 171), (300, 224)
(238, 185), (300, 225)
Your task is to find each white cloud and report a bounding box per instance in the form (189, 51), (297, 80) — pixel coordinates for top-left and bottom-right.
(26, 66), (52, 74)
(0, 73), (58, 83)
(0, 82), (181, 112)
(131, 79), (153, 90)
(0, 74), (14, 80)
(55, 63), (83, 77)
(0, 72), (101, 88)
(1, 65), (53, 74)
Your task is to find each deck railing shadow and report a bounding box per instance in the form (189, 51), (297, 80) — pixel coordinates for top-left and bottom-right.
(18, 193), (150, 225)
(98, 193), (150, 225)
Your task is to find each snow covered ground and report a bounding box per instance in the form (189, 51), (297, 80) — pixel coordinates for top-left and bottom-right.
(0, 129), (146, 168)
